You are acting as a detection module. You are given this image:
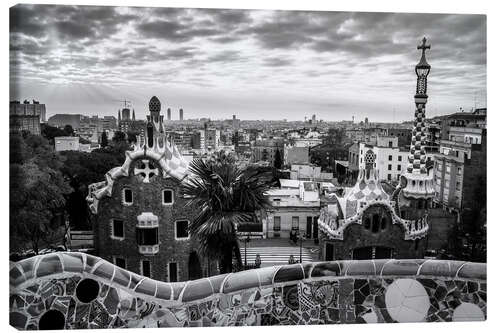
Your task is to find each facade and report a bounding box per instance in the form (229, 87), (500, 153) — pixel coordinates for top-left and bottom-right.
(10, 100), (45, 135)
(317, 38), (435, 261)
(87, 96), (204, 282)
(54, 136), (80, 151)
(433, 128), (486, 211)
(263, 181), (320, 239)
(284, 145), (309, 165)
(48, 114), (84, 129)
(387, 128), (412, 148)
(252, 139), (284, 165)
(358, 143), (409, 183)
(347, 143), (359, 181)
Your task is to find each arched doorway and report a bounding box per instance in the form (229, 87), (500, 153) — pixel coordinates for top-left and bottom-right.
(188, 251), (203, 280)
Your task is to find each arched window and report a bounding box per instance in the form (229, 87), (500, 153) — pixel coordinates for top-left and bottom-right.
(381, 217), (387, 230)
(147, 123), (154, 147)
(371, 214), (380, 233)
(364, 218), (370, 230)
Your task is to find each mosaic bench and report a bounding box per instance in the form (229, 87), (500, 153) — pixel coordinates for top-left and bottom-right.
(9, 252), (486, 329)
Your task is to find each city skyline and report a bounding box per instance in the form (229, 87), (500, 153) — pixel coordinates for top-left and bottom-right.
(10, 5), (486, 121)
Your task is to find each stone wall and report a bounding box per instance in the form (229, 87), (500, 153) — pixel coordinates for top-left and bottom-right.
(10, 253), (486, 329)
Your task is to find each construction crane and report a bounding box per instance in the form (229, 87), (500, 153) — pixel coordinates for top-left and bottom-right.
(112, 99), (132, 108)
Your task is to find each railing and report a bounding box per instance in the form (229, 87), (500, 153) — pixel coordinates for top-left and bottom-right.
(10, 253), (486, 329)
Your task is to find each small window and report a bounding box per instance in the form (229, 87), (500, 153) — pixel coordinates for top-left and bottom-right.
(168, 262), (178, 282)
(162, 189), (174, 205)
(112, 219), (124, 239)
(175, 220), (189, 239)
(398, 156), (402, 162)
(114, 257), (126, 269)
(136, 228), (158, 245)
(397, 165), (401, 171)
(292, 216), (299, 230)
(123, 188), (133, 205)
(141, 260), (151, 277)
(388, 174), (392, 180)
(388, 164), (392, 170)
(388, 155), (393, 161)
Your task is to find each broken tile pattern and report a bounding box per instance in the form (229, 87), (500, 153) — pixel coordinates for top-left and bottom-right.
(9, 253), (486, 329)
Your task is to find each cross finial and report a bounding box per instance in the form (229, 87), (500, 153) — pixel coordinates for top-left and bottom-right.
(417, 37), (430, 51)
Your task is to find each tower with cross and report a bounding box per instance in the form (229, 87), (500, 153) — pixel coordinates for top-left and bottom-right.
(398, 37), (435, 221)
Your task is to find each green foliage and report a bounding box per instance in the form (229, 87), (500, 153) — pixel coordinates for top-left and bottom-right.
(10, 133), (72, 254)
(126, 130), (140, 144)
(180, 151), (273, 273)
(41, 124), (68, 143)
(112, 131), (127, 144)
(101, 131), (108, 148)
(274, 148), (283, 169)
(59, 143), (131, 230)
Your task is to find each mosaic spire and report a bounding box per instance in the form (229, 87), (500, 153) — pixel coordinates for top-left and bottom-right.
(407, 37), (431, 175)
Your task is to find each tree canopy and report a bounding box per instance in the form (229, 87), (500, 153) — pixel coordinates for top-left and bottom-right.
(180, 151), (273, 273)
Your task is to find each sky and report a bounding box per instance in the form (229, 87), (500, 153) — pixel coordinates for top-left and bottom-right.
(10, 5), (486, 122)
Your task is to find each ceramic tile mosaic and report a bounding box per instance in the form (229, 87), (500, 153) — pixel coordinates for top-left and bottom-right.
(9, 253), (486, 329)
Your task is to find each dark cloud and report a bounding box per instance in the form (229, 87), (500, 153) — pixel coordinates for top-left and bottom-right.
(206, 50), (242, 63)
(10, 5), (486, 120)
(262, 57), (293, 67)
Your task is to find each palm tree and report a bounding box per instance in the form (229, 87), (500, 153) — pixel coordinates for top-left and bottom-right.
(180, 151), (272, 273)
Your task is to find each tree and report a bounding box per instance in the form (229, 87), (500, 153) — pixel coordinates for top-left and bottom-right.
(180, 151), (273, 273)
(112, 131), (127, 144)
(41, 124), (66, 143)
(126, 130), (140, 144)
(63, 125), (74, 136)
(101, 131), (108, 148)
(274, 147), (283, 169)
(10, 133), (72, 254)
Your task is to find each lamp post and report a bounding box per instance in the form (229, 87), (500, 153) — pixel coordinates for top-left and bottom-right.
(299, 235), (302, 263)
(244, 233), (251, 269)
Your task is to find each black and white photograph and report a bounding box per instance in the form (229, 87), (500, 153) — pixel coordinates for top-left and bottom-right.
(7, 1), (489, 330)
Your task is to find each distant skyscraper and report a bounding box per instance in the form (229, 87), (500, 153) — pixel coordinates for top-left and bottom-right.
(167, 108), (171, 121)
(179, 108), (183, 121)
(132, 109), (136, 121)
(364, 117), (369, 127)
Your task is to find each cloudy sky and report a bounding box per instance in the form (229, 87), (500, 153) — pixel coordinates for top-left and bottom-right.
(10, 5), (486, 122)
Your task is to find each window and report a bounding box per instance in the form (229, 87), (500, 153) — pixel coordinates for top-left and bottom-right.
(273, 216), (281, 231)
(388, 174), (392, 181)
(123, 188), (133, 205)
(141, 260), (151, 277)
(397, 165), (401, 171)
(398, 156), (402, 162)
(388, 155), (393, 161)
(168, 262), (178, 282)
(114, 257), (126, 269)
(175, 220), (189, 240)
(388, 164), (392, 170)
(136, 228), (158, 245)
(292, 216), (299, 230)
(162, 189), (174, 205)
(112, 219), (124, 239)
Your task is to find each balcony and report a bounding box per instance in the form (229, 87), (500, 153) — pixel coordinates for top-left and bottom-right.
(138, 244), (160, 255)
